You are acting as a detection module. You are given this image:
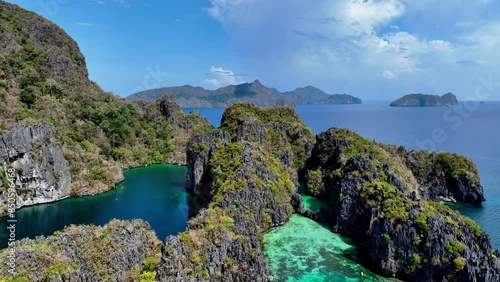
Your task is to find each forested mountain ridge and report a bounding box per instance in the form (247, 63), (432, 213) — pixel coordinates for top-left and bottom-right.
(127, 80), (362, 107)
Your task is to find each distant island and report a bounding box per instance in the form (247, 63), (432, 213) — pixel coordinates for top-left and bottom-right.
(390, 93), (459, 107)
(126, 80), (362, 107)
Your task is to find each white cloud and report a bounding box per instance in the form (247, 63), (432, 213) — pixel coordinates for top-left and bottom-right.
(76, 22), (100, 27)
(202, 66), (246, 89)
(382, 70), (396, 79)
(206, 0), (500, 100)
(454, 21), (476, 28)
(90, 0), (128, 6)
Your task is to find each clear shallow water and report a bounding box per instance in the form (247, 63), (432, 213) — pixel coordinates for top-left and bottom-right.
(264, 192), (392, 281)
(0, 164), (189, 248)
(263, 214), (393, 282)
(300, 194), (329, 211)
(184, 102), (500, 248)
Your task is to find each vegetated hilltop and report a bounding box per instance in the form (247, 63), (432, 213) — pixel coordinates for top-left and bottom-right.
(0, 1), (212, 213)
(302, 128), (498, 281)
(390, 93), (459, 107)
(127, 80), (362, 107)
(158, 103), (315, 280)
(0, 219), (162, 281)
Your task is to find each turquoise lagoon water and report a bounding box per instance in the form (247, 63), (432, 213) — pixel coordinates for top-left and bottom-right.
(263, 215), (393, 282)
(263, 194), (394, 282)
(0, 164), (189, 248)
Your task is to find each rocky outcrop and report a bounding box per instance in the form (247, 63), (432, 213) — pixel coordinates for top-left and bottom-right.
(0, 122), (71, 214)
(381, 144), (485, 205)
(185, 129), (231, 195)
(157, 104), (314, 281)
(303, 128), (500, 281)
(158, 141), (295, 281)
(221, 103), (315, 173)
(159, 95), (183, 128)
(186, 103), (314, 197)
(390, 93), (459, 107)
(290, 193), (305, 214)
(141, 95), (214, 165)
(0, 219), (162, 281)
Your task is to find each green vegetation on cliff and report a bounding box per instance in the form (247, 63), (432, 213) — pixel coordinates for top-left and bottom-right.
(0, 1), (212, 204)
(304, 128), (498, 281)
(221, 103), (314, 171)
(165, 141), (296, 280)
(0, 219), (162, 281)
(159, 104), (311, 280)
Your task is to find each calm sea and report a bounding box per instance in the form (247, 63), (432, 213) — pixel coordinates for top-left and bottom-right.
(185, 101), (500, 249)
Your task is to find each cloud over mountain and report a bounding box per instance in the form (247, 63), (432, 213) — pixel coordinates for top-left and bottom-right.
(206, 0), (500, 100)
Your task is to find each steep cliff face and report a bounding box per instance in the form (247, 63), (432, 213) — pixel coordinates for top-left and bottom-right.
(303, 128), (499, 281)
(159, 141), (295, 281)
(0, 122), (71, 213)
(220, 103), (315, 177)
(158, 104), (311, 281)
(0, 219), (162, 281)
(185, 129), (231, 195)
(381, 144), (485, 205)
(140, 95), (214, 165)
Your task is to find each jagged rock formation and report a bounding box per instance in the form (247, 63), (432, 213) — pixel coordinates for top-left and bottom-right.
(159, 142), (295, 281)
(127, 80), (362, 107)
(185, 129), (231, 195)
(220, 104), (315, 175)
(157, 104), (314, 281)
(381, 144), (485, 205)
(302, 128), (499, 281)
(0, 122), (71, 213)
(139, 95), (215, 164)
(0, 219), (162, 281)
(390, 93), (458, 107)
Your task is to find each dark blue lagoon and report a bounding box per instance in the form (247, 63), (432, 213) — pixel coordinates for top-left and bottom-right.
(0, 164), (189, 248)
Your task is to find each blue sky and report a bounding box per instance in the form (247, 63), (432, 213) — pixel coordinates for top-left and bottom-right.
(7, 0), (500, 100)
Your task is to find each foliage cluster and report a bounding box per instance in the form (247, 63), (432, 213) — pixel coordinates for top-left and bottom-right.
(220, 103), (314, 170)
(0, 219), (161, 281)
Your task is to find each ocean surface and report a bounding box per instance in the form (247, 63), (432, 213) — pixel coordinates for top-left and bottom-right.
(0, 164), (189, 248)
(185, 102), (500, 249)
